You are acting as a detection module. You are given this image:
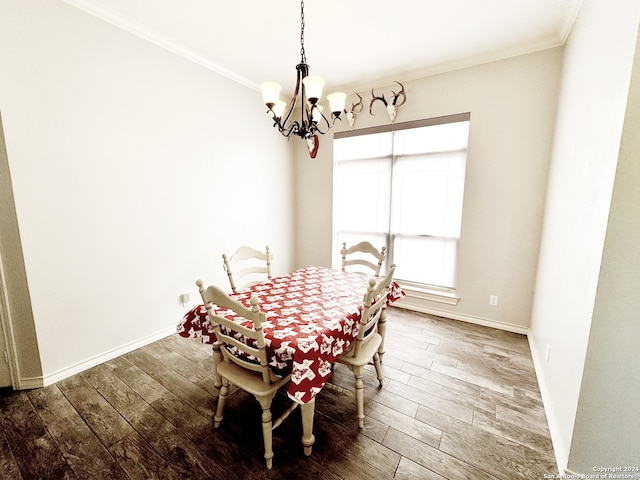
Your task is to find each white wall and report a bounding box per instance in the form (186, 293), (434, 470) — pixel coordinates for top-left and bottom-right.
(567, 26), (640, 472)
(295, 48), (562, 333)
(529, 0), (640, 470)
(0, 0), (295, 385)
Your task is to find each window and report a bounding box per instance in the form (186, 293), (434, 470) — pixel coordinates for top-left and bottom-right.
(332, 113), (470, 291)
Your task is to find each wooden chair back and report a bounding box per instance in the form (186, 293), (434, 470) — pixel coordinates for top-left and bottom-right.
(345, 264), (395, 360)
(222, 245), (272, 293)
(340, 241), (386, 276)
(197, 282), (275, 384)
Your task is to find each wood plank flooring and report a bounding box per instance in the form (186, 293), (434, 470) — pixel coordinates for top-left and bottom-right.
(0, 308), (558, 479)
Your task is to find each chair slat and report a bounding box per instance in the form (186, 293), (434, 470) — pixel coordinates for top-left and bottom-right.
(341, 241), (385, 276)
(222, 245), (272, 293)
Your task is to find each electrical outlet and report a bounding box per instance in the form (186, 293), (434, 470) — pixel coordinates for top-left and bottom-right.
(545, 344), (551, 362)
(180, 292), (191, 307)
(489, 295), (499, 306)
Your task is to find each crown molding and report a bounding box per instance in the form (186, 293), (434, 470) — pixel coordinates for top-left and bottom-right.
(62, 0), (258, 91)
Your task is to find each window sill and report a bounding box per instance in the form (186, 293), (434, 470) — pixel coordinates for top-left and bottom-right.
(397, 282), (460, 306)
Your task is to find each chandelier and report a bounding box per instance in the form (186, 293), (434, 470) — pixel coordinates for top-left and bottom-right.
(260, 1), (346, 141)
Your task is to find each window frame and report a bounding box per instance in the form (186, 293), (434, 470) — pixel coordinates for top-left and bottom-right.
(333, 112), (470, 298)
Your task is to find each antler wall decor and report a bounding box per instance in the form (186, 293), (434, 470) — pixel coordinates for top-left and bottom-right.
(344, 93), (364, 128)
(369, 81), (407, 122)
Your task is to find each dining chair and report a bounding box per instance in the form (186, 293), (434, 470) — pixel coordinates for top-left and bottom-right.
(222, 245), (272, 293)
(340, 241), (386, 276)
(196, 279), (298, 469)
(341, 241), (389, 362)
(334, 264), (396, 428)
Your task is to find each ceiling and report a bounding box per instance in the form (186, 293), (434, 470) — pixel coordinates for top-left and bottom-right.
(63, 0), (583, 95)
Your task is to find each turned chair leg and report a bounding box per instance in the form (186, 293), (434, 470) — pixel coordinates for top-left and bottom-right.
(214, 379), (229, 428)
(257, 396), (275, 469)
(373, 352), (383, 386)
(212, 342), (222, 388)
(354, 366), (365, 429)
(377, 309), (387, 362)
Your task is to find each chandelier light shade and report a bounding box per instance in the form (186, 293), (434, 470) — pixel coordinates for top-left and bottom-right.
(260, 0), (346, 140)
(327, 92), (348, 113)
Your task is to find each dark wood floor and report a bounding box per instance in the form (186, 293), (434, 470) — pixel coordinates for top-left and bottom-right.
(0, 308), (557, 479)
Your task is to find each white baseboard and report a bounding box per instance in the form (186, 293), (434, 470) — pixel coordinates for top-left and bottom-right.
(15, 375), (44, 390)
(527, 334), (566, 474)
(395, 300), (529, 335)
(40, 327), (177, 387)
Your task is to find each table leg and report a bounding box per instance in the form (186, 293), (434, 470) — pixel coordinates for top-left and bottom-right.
(212, 341), (222, 388)
(377, 308), (387, 362)
(300, 399), (315, 456)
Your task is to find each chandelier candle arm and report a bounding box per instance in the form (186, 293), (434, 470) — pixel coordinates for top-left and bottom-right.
(302, 75), (325, 104)
(260, 82), (282, 109)
(272, 100), (288, 119)
(311, 105), (323, 122)
(327, 92), (347, 117)
(260, 0), (346, 140)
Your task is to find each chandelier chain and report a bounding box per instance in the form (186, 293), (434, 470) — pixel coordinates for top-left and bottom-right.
(300, 0), (306, 63)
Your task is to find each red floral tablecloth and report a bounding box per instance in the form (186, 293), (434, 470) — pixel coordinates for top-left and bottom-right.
(177, 266), (405, 404)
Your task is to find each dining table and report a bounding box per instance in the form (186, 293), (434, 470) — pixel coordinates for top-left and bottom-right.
(176, 265), (405, 456)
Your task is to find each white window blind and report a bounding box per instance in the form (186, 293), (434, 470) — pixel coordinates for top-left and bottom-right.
(332, 114), (470, 290)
